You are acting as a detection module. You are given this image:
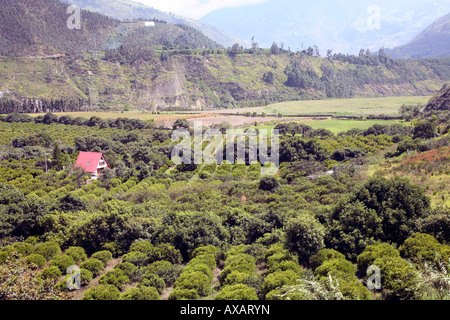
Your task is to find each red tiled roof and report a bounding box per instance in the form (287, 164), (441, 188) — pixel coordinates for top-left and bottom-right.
(74, 152), (106, 174)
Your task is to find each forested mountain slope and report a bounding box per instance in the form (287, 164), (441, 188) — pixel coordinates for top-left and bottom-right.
(0, 0), (119, 57)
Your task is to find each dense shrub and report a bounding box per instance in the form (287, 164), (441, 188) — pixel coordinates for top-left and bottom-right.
(222, 271), (251, 286)
(215, 284), (258, 300)
(399, 233), (450, 265)
(268, 260), (303, 275)
(191, 245), (221, 261)
(219, 254), (256, 286)
(114, 262), (138, 278)
(0, 247), (14, 264)
(323, 177), (430, 259)
(419, 208), (450, 244)
(121, 286), (161, 300)
(188, 254), (216, 270)
(129, 240), (154, 254)
(183, 263), (213, 283)
(314, 258), (356, 279)
(146, 261), (183, 286)
(259, 176), (280, 191)
(34, 242), (61, 261)
(152, 211), (230, 261)
(122, 251), (147, 266)
(80, 268), (93, 286)
(91, 250), (112, 267)
(285, 214), (325, 262)
(80, 258), (104, 276)
(99, 269), (130, 290)
(147, 243), (183, 265)
(266, 251), (298, 271)
(356, 243), (400, 277)
(261, 270), (298, 298)
(12, 242), (34, 256)
(64, 246), (87, 263)
(309, 249), (346, 270)
(373, 256), (419, 300)
(314, 258), (372, 300)
(38, 266), (62, 280)
(25, 254), (47, 269)
(139, 272), (166, 294)
(174, 271), (211, 297)
(82, 284), (121, 300)
(49, 255), (76, 273)
(169, 288), (200, 300)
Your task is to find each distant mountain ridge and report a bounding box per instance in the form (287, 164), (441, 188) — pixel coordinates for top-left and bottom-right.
(199, 0), (450, 55)
(63, 0), (244, 48)
(386, 13), (450, 59)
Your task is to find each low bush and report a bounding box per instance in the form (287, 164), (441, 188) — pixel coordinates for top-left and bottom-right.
(309, 249), (346, 270)
(182, 263), (213, 282)
(314, 258), (356, 279)
(261, 270), (298, 298)
(34, 242), (61, 261)
(122, 251), (147, 266)
(82, 284), (121, 300)
(12, 242), (34, 256)
(121, 286), (161, 300)
(80, 268), (93, 286)
(130, 240), (154, 254)
(49, 255), (76, 273)
(356, 243), (400, 277)
(80, 258), (104, 277)
(268, 260), (303, 275)
(399, 233), (450, 265)
(91, 250), (112, 267)
(99, 269), (130, 290)
(373, 256), (419, 300)
(215, 284), (258, 300)
(114, 262), (138, 278)
(219, 254), (256, 286)
(38, 266), (62, 280)
(174, 271), (211, 297)
(188, 254), (216, 270)
(64, 246), (87, 263)
(221, 271), (250, 286)
(169, 288), (200, 300)
(147, 243), (183, 265)
(25, 254), (46, 269)
(139, 272), (166, 294)
(191, 245), (221, 261)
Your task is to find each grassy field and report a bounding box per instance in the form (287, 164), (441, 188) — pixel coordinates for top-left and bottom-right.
(23, 111), (211, 122)
(263, 96), (431, 116)
(249, 119), (403, 135)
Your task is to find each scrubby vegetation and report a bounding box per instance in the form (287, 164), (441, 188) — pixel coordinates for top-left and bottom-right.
(0, 102), (448, 302)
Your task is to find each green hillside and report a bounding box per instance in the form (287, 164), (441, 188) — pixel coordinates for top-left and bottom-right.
(1, 50), (449, 112)
(0, 0), (120, 57)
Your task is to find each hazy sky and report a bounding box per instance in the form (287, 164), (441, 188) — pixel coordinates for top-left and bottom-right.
(134, 0), (268, 19)
(134, 0), (448, 20)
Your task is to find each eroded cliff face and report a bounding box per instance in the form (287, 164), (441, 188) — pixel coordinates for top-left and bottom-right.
(425, 85), (450, 111)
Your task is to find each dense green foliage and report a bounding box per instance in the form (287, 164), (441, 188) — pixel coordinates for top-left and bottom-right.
(0, 102), (448, 301)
